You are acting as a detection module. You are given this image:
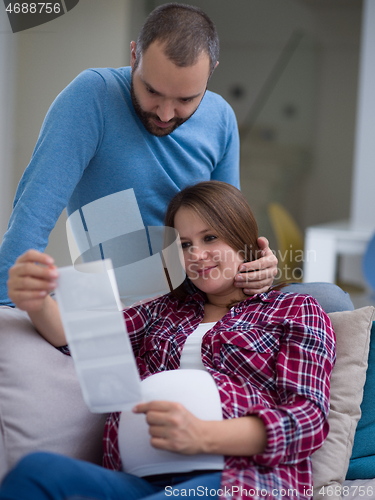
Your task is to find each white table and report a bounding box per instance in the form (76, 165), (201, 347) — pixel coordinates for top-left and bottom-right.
(303, 220), (374, 283)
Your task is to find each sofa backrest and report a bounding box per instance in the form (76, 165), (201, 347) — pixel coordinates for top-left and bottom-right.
(0, 306), (107, 480)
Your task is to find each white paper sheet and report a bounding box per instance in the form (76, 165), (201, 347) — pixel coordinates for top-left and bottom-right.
(54, 259), (143, 413)
(59, 189), (188, 413)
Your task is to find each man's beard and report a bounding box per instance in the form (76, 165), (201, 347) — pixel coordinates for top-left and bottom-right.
(130, 81), (195, 137)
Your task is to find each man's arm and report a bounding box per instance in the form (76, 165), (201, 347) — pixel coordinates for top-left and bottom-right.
(0, 70), (106, 306)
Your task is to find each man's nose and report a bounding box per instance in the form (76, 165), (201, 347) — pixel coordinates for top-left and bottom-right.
(156, 100), (175, 122)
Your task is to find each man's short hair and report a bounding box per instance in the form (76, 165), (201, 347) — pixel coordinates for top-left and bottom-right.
(135, 3), (219, 74)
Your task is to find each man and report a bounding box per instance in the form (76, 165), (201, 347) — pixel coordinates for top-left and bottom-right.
(0, 3), (277, 306)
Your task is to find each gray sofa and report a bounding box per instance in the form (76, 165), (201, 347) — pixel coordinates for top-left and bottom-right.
(0, 306), (107, 478)
(0, 285), (374, 499)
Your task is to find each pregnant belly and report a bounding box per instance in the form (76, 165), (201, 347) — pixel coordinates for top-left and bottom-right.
(118, 369), (225, 477)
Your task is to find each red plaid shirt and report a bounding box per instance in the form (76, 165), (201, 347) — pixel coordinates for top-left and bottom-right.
(102, 290), (335, 499)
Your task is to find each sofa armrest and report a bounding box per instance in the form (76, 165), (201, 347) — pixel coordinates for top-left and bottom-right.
(0, 306), (107, 480)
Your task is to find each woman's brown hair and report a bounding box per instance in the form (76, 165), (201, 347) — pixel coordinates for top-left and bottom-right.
(165, 181), (261, 299)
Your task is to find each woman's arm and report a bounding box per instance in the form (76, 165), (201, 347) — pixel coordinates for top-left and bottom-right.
(133, 400), (267, 456)
(8, 249), (67, 347)
(246, 296), (336, 468)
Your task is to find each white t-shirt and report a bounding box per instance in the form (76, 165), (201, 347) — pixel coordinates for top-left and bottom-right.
(179, 322), (215, 370)
(118, 322), (224, 477)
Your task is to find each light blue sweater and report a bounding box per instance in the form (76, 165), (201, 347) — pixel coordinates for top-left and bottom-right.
(0, 67), (239, 305)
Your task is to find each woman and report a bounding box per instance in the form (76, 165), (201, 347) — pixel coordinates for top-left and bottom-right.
(2, 181), (335, 500)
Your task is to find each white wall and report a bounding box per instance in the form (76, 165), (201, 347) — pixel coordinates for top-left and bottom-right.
(350, 0), (375, 230)
(1, 0), (132, 265)
(151, 0), (361, 235)
(302, 2), (361, 229)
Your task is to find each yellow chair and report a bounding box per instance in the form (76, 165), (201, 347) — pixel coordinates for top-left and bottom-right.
(268, 203), (304, 283)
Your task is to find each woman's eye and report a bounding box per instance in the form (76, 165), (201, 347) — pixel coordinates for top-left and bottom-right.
(204, 235), (217, 242)
(181, 242), (191, 249)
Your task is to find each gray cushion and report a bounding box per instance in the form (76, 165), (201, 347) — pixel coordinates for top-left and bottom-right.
(311, 306), (375, 499)
(283, 282), (354, 313)
(0, 306), (107, 480)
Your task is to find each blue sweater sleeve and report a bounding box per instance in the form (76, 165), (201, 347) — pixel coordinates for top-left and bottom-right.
(0, 70), (107, 305)
(210, 103), (240, 188)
